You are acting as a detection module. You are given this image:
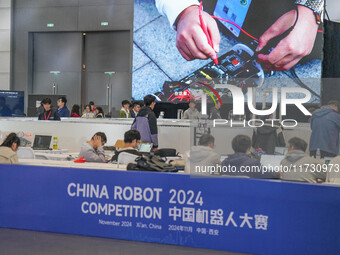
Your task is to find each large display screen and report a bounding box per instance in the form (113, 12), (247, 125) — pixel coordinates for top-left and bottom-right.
(132, 0), (323, 104)
(0, 90), (25, 117)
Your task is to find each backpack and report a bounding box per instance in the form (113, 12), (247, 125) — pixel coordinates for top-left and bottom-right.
(127, 155), (178, 172)
(154, 148), (177, 157)
(111, 149), (142, 162)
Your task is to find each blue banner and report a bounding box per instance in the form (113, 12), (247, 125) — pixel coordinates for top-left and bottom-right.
(0, 164), (339, 255)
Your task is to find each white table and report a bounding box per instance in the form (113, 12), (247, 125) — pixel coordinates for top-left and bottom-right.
(19, 158), (127, 171)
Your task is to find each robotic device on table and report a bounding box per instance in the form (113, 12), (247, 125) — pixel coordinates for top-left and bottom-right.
(156, 43), (265, 102)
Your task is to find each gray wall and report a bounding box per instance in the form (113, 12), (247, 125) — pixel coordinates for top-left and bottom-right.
(11, 0), (134, 111)
(0, 0), (11, 90)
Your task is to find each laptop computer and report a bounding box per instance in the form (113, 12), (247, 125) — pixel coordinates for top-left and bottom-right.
(220, 155), (229, 162)
(136, 142), (153, 153)
(260, 155), (285, 168)
(32, 135), (52, 150)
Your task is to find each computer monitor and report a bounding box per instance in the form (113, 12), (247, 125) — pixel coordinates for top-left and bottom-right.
(27, 94), (66, 117)
(136, 142), (153, 153)
(0, 90), (25, 117)
(32, 135), (52, 150)
(275, 147), (288, 155)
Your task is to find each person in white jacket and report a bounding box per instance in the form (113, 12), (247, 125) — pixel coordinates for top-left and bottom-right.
(185, 134), (221, 175)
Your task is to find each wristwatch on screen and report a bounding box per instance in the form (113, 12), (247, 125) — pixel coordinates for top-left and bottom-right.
(295, 0), (324, 24)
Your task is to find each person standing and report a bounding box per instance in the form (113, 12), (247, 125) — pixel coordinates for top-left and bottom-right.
(57, 97), (70, 117)
(131, 95), (158, 148)
(183, 100), (201, 119)
(310, 100), (340, 158)
(252, 114), (285, 155)
(119, 100), (132, 118)
(38, 98), (60, 121)
(89, 101), (96, 115)
(209, 101), (222, 119)
(130, 101), (142, 118)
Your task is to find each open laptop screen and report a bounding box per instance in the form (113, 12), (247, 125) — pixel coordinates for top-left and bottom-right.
(136, 142), (153, 153)
(32, 135), (52, 150)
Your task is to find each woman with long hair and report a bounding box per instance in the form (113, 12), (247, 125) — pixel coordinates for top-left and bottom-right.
(71, 104), (81, 118)
(0, 133), (20, 164)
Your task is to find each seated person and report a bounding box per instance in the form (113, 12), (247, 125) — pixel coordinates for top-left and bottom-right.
(184, 134), (221, 175)
(221, 135), (280, 179)
(111, 130), (142, 164)
(183, 100), (201, 119)
(95, 107), (104, 118)
(0, 133), (20, 164)
(81, 105), (95, 118)
(38, 98), (60, 121)
(78, 132), (107, 163)
(281, 137), (325, 183)
(71, 104), (81, 118)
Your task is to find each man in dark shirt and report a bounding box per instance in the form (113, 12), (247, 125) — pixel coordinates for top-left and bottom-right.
(38, 98), (60, 121)
(209, 101), (222, 119)
(221, 135), (280, 179)
(57, 97), (70, 117)
(130, 101), (143, 118)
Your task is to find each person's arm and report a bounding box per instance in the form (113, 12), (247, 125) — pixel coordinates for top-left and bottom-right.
(257, 5), (319, 71)
(211, 154), (222, 175)
(183, 110), (189, 119)
(85, 147), (106, 163)
(333, 113), (340, 130)
(148, 112), (158, 135)
(155, 0), (199, 29)
(156, 0), (220, 61)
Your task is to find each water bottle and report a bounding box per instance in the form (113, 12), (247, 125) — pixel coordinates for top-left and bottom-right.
(316, 148), (321, 159)
(159, 111), (164, 119)
(53, 137), (58, 150)
(177, 109), (183, 119)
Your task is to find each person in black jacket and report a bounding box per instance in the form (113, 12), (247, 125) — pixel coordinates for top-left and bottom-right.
(209, 101), (222, 120)
(131, 95), (158, 148)
(252, 113), (285, 154)
(38, 98), (60, 121)
(221, 135), (280, 179)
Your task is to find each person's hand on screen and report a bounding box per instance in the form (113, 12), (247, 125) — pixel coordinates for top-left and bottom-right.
(176, 5), (220, 61)
(257, 5), (318, 71)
